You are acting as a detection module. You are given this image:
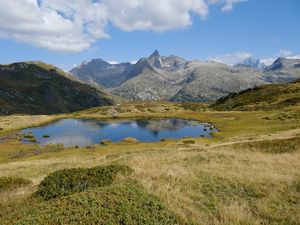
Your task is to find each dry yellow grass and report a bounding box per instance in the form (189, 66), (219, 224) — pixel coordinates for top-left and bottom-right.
(0, 102), (300, 224)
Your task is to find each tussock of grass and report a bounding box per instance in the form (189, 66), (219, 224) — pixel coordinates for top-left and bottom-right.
(35, 164), (133, 200)
(2, 183), (184, 225)
(122, 137), (139, 143)
(182, 139), (196, 145)
(233, 137), (300, 153)
(193, 173), (265, 211)
(0, 176), (32, 192)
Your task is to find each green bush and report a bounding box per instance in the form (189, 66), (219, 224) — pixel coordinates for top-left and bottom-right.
(23, 132), (34, 139)
(100, 139), (113, 145)
(2, 183), (184, 225)
(35, 164), (133, 200)
(0, 176), (32, 192)
(183, 140), (196, 144)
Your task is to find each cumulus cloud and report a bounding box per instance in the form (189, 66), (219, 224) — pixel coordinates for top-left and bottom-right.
(0, 0), (245, 52)
(209, 51), (252, 65)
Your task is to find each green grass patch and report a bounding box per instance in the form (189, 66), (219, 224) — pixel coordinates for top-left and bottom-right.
(1, 183), (184, 225)
(35, 164), (133, 200)
(233, 137), (300, 153)
(0, 176), (32, 192)
(182, 139), (196, 145)
(192, 173), (265, 211)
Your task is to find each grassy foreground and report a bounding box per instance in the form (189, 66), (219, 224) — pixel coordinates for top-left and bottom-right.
(0, 102), (299, 224)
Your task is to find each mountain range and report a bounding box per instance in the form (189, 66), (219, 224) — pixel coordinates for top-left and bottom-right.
(69, 51), (300, 102)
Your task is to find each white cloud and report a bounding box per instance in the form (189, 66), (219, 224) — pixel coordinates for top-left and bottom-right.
(209, 51), (252, 65)
(277, 49), (292, 57)
(0, 0), (245, 52)
(107, 61), (119, 65)
(221, 0), (247, 13)
(261, 49), (300, 66)
(287, 55), (300, 60)
(260, 58), (275, 66)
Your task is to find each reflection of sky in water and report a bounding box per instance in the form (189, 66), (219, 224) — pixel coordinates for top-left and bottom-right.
(21, 118), (217, 147)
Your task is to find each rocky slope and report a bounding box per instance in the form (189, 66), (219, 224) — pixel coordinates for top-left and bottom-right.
(0, 62), (115, 115)
(263, 57), (300, 83)
(70, 51), (300, 102)
(69, 59), (133, 89)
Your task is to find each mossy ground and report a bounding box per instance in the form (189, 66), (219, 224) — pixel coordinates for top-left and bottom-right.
(0, 102), (299, 224)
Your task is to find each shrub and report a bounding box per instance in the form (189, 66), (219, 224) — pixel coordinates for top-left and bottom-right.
(122, 137), (138, 143)
(2, 184), (184, 225)
(35, 164), (133, 200)
(183, 140), (196, 144)
(23, 132), (34, 139)
(0, 176), (32, 192)
(100, 139), (113, 146)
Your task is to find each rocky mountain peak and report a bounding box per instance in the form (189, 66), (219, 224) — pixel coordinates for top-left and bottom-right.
(149, 50), (161, 59)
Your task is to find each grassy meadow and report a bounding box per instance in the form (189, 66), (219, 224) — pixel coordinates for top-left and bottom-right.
(0, 102), (299, 224)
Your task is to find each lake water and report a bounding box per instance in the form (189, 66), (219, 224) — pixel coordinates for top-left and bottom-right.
(21, 118), (217, 147)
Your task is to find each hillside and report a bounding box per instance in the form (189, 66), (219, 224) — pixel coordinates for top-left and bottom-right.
(0, 62), (115, 115)
(211, 78), (300, 111)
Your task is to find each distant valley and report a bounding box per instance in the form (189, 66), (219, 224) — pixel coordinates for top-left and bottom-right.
(70, 50), (300, 102)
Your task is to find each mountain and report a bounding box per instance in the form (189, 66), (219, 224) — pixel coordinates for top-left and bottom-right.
(70, 52), (300, 103)
(263, 57), (300, 83)
(69, 59), (133, 89)
(170, 61), (266, 102)
(112, 51), (189, 100)
(112, 51), (266, 102)
(0, 62), (115, 115)
(235, 57), (267, 70)
(211, 78), (300, 111)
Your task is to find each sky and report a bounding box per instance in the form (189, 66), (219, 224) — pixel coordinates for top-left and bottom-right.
(0, 0), (299, 70)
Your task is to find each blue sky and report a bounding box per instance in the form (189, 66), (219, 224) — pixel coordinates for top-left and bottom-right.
(0, 0), (299, 70)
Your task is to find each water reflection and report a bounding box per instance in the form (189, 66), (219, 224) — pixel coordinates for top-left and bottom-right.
(21, 118), (217, 147)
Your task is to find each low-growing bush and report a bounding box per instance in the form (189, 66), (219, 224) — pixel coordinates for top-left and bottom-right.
(122, 137), (139, 143)
(2, 184), (184, 225)
(182, 140), (196, 144)
(23, 132), (34, 139)
(35, 164), (133, 200)
(0, 176), (32, 192)
(100, 139), (113, 146)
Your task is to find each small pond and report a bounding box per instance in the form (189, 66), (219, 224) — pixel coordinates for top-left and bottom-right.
(21, 118), (217, 147)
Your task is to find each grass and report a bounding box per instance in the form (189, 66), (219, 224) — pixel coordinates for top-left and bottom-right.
(211, 78), (300, 111)
(0, 176), (32, 192)
(0, 102), (299, 224)
(1, 183), (184, 225)
(35, 164), (133, 200)
(233, 136), (300, 153)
